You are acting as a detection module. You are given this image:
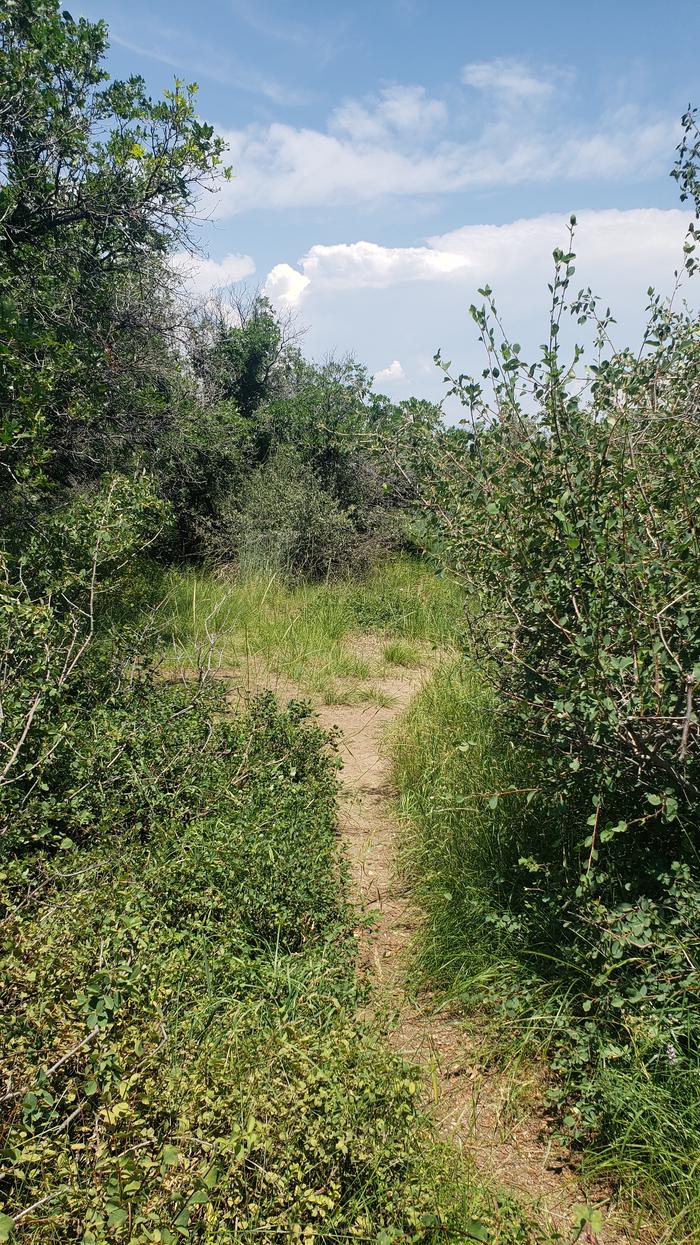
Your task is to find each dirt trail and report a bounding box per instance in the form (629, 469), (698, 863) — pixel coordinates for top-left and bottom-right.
(245, 637), (635, 1243)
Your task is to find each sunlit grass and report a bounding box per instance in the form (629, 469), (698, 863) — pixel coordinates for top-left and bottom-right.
(383, 639), (422, 668)
(157, 556), (463, 699)
(390, 659), (700, 1242)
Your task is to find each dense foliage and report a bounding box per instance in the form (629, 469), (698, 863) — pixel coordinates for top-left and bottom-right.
(396, 113), (700, 1228)
(2, 675), (464, 1242)
(0, 4), (540, 1242)
(1, 0), (433, 570)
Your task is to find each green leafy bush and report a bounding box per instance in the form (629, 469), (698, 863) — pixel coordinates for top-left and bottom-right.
(1, 475), (171, 850)
(400, 198), (700, 1224)
(214, 448), (361, 578)
(1, 682), (345, 1237)
(393, 661), (700, 1230)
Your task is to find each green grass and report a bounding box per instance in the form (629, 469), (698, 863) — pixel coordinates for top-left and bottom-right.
(341, 556), (465, 644)
(157, 556), (463, 700)
(383, 639), (422, 668)
(325, 683), (397, 708)
(390, 659), (700, 1243)
(390, 660), (527, 990)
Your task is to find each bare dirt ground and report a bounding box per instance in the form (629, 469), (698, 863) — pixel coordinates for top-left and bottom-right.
(235, 637), (644, 1244)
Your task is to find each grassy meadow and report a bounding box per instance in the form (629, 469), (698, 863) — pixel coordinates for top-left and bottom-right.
(157, 555), (464, 701)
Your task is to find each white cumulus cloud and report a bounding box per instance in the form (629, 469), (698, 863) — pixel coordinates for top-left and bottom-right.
(429, 208), (688, 274)
(266, 240), (471, 307)
(374, 359), (406, 383)
(263, 263), (311, 307)
(261, 209), (692, 407)
(264, 210), (688, 313)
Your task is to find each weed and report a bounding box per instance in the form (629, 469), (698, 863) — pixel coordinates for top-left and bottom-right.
(383, 640), (422, 668)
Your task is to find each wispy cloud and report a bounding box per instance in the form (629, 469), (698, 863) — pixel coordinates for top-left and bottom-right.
(393, 0), (420, 19)
(110, 30), (310, 105)
(215, 100), (678, 216)
(228, 0), (348, 66)
(332, 85), (447, 144)
(461, 56), (556, 101)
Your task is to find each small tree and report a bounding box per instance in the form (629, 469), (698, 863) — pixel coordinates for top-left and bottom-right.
(0, 0), (228, 490)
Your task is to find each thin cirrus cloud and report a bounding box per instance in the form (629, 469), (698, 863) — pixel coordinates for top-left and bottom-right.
(214, 65), (677, 217)
(109, 31), (311, 106)
(461, 56), (556, 101)
(228, 0), (348, 65)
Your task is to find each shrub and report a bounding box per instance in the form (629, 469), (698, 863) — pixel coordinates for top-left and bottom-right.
(399, 206), (700, 1222)
(213, 448), (361, 579)
(392, 661), (700, 1230)
(0, 475), (171, 851)
(1, 680), (352, 1238)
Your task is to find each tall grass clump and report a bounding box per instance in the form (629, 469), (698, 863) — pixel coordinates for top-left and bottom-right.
(394, 662), (700, 1236)
(392, 661), (534, 992)
(158, 555), (463, 698)
(395, 127), (700, 1234)
(340, 556), (464, 645)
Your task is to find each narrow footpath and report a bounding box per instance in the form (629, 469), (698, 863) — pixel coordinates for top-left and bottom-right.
(254, 636), (635, 1244)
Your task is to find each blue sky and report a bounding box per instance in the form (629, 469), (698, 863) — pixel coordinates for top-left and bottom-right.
(78, 0), (700, 399)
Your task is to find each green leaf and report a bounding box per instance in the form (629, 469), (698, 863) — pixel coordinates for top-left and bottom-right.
(0, 1214), (14, 1242)
(202, 1166), (220, 1189)
(464, 1220), (491, 1242)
